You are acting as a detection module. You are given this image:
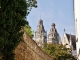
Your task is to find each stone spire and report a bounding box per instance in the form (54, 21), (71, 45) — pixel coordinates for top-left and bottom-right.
(35, 19), (47, 47)
(47, 22), (60, 44)
(51, 22), (55, 28)
(37, 19), (45, 32)
(49, 22), (56, 34)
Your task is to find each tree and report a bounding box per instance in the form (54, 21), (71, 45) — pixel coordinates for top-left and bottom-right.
(0, 0), (37, 60)
(24, 24), (34, 38)
(27, 0), (37, 16)
(42, 44), (77, 60)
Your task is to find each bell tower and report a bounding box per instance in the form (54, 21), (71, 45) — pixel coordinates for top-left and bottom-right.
(35, 19), (47, 46)
(47, 22), (61, 44)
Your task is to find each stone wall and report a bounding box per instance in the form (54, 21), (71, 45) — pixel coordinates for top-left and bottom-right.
(14, 30), (54, 60)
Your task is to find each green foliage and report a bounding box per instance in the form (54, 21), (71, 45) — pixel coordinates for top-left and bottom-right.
(42, 44), (77, 60)
(25, 0), (37, 38)
(27, 0), (37, 16)
(0, 0), (37, 60)
(0, 0), (28, 60)
(24, 25), (34, 38)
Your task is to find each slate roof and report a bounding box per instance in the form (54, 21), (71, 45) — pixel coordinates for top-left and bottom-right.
(66, 33), (76, 50)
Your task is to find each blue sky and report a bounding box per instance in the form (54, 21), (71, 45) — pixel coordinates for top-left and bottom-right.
(27, 0), (75, 39)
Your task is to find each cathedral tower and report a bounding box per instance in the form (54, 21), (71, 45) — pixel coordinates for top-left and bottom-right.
(47, 22), (61, 44)
(35, 19), (47, 46)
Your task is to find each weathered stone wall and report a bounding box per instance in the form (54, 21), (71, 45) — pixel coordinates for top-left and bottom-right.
(14, 30), (54, 60)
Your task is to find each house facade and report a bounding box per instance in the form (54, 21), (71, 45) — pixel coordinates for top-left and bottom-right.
(74, 0), (80, 60)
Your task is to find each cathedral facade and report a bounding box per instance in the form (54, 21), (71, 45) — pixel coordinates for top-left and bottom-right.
(34, 19), (61, 46)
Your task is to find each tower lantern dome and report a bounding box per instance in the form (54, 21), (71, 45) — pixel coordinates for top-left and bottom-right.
(51, 22), (55, 28)
(39, 19), (43, 24)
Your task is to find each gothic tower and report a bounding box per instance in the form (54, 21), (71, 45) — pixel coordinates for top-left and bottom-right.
(47, 22), (61, 44)
(35, 19), (47, 46)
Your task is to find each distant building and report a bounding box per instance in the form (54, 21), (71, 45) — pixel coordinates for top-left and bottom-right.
(74, 0), (80, 60)
(62, 29), (77, 56)
(34, 19), (47, 46)
(34, 19), (61, 46)
(47, 22), (61, 44)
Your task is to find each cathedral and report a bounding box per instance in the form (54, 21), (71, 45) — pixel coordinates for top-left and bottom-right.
(34, 19), (61, 46)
